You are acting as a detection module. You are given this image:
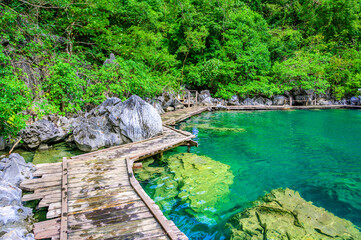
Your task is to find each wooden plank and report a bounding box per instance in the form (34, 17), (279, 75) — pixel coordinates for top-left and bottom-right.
(22, 189), (61, 202)
(126, 158), (182, 240)
(33, 218), (60, 239)
(60, 157), (68, 240)
(20, 179), (61, 191)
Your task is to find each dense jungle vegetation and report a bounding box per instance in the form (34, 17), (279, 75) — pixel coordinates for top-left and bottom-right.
(0, 0), (360, 136)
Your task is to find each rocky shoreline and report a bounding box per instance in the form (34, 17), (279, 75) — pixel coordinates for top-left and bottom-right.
(2, 89), (361, 154)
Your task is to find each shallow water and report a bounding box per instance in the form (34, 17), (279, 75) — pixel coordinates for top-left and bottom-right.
(137, 109), (361, 239)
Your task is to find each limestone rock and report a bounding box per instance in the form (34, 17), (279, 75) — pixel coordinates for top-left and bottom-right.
(103, 53), (116, 65)
(228, 95), (240, 106)
(114, 95), (163, 142)
(227, 188), (361, 240)
(272, 95), (287, 105)
(0, 154), (35, 187)
(350, 96), (360, 105)
(0, 181), (34, 239)
(20, 120), (67, 149)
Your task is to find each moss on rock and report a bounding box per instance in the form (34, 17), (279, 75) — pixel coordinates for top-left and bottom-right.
(227, 188), (361, 240)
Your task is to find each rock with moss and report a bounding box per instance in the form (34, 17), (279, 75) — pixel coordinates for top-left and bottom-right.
(161, 153), (234, 224)
(227, 188), (361, 240)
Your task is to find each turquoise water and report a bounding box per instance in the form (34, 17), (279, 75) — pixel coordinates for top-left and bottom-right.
(137, 109), (361, 239)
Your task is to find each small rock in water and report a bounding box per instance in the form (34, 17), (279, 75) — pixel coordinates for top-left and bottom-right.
(227, 188), (361, 240)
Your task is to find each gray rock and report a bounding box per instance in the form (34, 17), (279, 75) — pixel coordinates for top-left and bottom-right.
(272, 95), (286, 105)
(164, 106), (175, 112)
(38, 143), (52, 150)
(73, 95), (162, 152)
(228, 95), (240, 106)
(0, 181), (34, 239)
(198, 90), (211, 102)
(201, 97), (213, 106)
(350, 96), (360, 105)
(0, 154), (35, 187)
(242, 98), (254, 105)
(253, 97), (265, 105)
(20, 120), (67, 149)
(103, 53), (116, 65)
(264, 98), (272, 106)
(0, 137), (5, 151)
(173, 98), (185, 110)
(341, 98), (348, 105)
(149, 100), (165, 115)
(114, 95), (163, 142)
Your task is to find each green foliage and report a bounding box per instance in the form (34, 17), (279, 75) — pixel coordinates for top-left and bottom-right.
(0, 46), (29, 137)
(0, 0), (360, 135)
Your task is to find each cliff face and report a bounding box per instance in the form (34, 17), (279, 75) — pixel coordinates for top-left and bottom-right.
(227, 188), (361, 240)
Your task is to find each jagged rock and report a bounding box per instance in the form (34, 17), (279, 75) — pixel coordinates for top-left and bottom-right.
(0, 181), (34, 239)
(73, 95), (162, 152)
(173, 98), (185, 110)
(350, 96), (360, 105)
(264, 98), (272, 106)
(198, 90), (211, 102)
(242, 98), (254, 105)
(253, 97), (265, 105)
(113, 95), (163, 142)
(0, 137), (5, 151)
(227, 188), (361, 240)
(149, 100), (165, 115)
(272, 95), (286, 105)
(228, 95), (240, 106)
(0, 154), (35, 187)
(103, 53), (116, 65)
(20, 120), (67, 149)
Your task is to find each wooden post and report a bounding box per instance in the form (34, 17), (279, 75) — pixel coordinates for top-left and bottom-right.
(290, 96), (293, 106)
(196, 91), (198, 105)
(188, 91), (191, 108)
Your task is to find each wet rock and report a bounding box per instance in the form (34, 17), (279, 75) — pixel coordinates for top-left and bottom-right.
(272, 95), (286, 105)
(0, 181), (34, 239)
(20, 120), (67, 149)
(37, 143), (52, 150)
(0, 137), (5, 151)
(228, 95), (240, 106)
(227, 188), (361, 240)
(0, 154), (35, 187)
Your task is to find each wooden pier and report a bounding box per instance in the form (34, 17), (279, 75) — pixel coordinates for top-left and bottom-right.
(21, 104), (361, 239)
(21, 126), (196, 240)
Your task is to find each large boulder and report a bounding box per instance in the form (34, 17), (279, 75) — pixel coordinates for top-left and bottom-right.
(227, 188), (361, 240)
(199, 90), (214, 106)
(272, 95), (287, 105)
(0, 154), (34, 187)
(253, 97), (265, 105)
(20, 120), (67, 149)
(112, 95), (163, 142)
(0, 181), (34, 240)
(242, 98), (254, 105)
(73, 95), (163, 152)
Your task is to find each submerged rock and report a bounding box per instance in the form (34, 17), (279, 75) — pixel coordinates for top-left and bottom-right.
(20, 119), (67, 149)
(227, 188), (361, 240)
(0, 154), (35, 187)
(155, 153), (234, 224)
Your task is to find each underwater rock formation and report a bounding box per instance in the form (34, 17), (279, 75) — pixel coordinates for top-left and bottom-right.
(147, 153), (235, 225)
(227, 188), (361, 240)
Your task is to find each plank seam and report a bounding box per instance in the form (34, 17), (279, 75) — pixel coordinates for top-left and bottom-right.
(60, 157), (68, 240)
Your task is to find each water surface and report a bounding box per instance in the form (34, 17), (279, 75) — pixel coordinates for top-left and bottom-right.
(137, 109), (361, 239)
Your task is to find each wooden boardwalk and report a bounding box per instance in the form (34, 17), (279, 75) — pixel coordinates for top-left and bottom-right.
(21, 104), (361, 240)
(21, 126), (196, 240)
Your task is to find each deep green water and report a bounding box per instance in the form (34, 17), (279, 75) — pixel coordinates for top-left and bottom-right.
(137, 109), (361, 239)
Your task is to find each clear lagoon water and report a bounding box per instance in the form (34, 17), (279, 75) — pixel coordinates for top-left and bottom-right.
(137, 109), (361, 239)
